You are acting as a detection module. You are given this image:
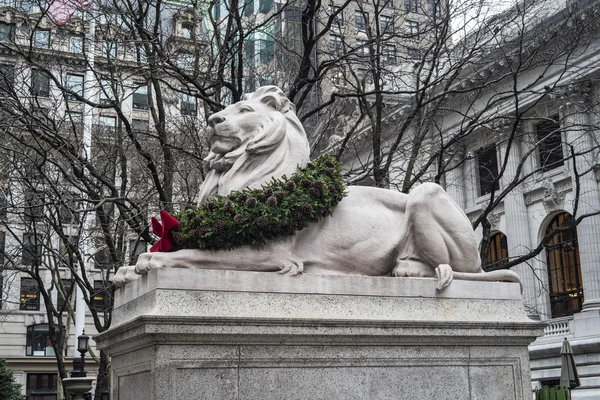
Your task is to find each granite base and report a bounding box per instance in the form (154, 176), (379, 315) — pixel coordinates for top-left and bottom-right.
(95, 269), (544, 400)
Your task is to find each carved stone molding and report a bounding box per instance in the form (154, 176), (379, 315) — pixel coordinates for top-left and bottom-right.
(488, 213), (501, 230)
(553, 81), (594, 109)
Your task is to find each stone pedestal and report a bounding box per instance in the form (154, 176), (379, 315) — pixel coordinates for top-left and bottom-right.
(95, 269), (544, 400)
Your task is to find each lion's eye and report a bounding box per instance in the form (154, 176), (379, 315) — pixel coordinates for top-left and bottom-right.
(239, 107), (253, 113)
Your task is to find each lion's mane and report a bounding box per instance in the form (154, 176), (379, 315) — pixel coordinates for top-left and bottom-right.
(198, 86), (310, 203)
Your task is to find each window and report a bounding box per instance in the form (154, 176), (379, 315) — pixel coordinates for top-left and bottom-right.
(330, 5), (343, 26)
(179, 22), (193, 39)
(177, 52), (194, 69)
(59, 196), (79, 224)
(99, 79), (115, 104)
(405, 0), (417, 12)
(132, 118), (149, 132)
(98, 115), (116, 132)
(405, 20), (419, 38)
(26, 325), (57, 356)
(91, 280), (108, 312)
(244, 39), (255, 61)
(258, 38), (274, 64)
(93, 238), (111, 268)
(356, 39), (369, 57)
(66, 74), (84, 101)
(181, 92), (197, 116)
(382, 44), (396, 65)
(329, 35), (343, 56)
(536, 116), (564, 173)
(357, 68), (372, 85)
(20, 277), (40, 310)
(69, 35), (83, 53)
(0, 231), (5, 266)
(136, 44), (147, 63)
(427, 0), (440, 16)
(0, 192), (6, 219)
(129, 239), (147, 264)
(485, 232), (509, 271)
(65, 111), (83, 133)
(407, 46), (421, 60)
(59, 235), (78, 261)
(0, 64), (14, 94)
(0, 22), (14, 42)
(102, 40), (116, 57)
(33, 29), (50, 48)
(382, 0), (393, 8)
(132, 83), (149, 110)
(27, 372), (58, 399)
(31, 70), (50, 97)
(56, 279), (75, 311)
(243, 0), (253, 16)
(25, 190), (44, 221)
(332, 68), (345, 85)
(545, 212), (583, 318)
(477, 145), (499, 196)
(258, 0), (273, 13)
(355, 10), (367, 30)
(380, 15), (393, 33)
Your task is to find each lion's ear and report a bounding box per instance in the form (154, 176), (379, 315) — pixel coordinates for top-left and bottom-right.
(246, 122), (285, 155)
(260, 93), (283, 111)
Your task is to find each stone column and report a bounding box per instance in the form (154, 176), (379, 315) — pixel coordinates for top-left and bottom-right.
(444, 149), (466, 209)
(497, 125), (538, 317)
(562, 84), (600, 311)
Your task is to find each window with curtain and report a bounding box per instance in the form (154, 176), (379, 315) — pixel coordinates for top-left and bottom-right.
(545, 212), (583, 318)
(485, 232), (509, 271)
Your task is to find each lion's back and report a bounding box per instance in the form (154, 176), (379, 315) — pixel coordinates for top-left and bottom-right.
(293, 185), (410, 275)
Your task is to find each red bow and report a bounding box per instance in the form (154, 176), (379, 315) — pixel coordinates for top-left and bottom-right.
(150, 210), (180, 252)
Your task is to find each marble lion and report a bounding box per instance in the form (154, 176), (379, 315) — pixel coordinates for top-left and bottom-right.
(114, 86), (521, 289)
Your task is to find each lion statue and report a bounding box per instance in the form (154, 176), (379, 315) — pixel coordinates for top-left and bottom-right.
(114, 86), (520, 289)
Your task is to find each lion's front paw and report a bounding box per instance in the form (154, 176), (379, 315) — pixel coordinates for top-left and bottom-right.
(279, 260), (304, 276)
(134, 252), (161, 274)
(113, 265), (141, 288)
(435, 264), (454, 290)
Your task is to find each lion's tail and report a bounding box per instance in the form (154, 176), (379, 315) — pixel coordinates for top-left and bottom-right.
(452, 269), (523, 293)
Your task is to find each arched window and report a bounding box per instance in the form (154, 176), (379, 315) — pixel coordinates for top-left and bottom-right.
(485, 232), (509, 271)
(545, 212), (583, 318)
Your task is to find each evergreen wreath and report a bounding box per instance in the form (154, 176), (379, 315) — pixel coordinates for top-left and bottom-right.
(171, 154), (347, 250)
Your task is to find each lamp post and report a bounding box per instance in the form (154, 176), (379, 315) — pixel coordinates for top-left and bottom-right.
(63, 330), (95, 400)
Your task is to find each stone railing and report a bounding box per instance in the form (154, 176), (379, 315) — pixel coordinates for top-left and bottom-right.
(543, 316), (573, 337)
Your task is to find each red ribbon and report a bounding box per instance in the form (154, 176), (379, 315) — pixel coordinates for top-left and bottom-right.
(150, 210), (180, 252)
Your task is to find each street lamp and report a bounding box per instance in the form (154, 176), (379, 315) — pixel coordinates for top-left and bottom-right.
(64, 330), (95, 400)
(71, 330), (90, 378)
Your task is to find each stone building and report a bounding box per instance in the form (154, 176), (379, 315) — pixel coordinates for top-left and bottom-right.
(337, 0), (600, 397)
(0, 0), (208, 398)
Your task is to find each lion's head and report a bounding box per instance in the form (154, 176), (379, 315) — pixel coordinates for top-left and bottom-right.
(198, 86), (310, 202)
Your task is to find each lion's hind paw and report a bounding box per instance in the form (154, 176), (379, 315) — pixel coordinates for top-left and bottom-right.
(279, 260), (304, 276)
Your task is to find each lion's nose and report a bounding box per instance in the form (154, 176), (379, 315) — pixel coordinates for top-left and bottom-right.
(208, 113), (225, 127)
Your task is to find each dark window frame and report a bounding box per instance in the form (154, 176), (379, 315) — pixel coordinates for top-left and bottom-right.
(477, 144), (499, 196)
(27, 372), (58, 399)
(355, 10), (368, 31)
(485, 232), (509, 271)
(132, 83), (149, 110)
(65, 73), (84, 101)
(181, 92), (197, 116)
(20, 277), (40, 310)
(545, 212), (584, 318)
(536, 116), (564, 173)
(31, 70), (51, 97)
(330, 5), (344, 26)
